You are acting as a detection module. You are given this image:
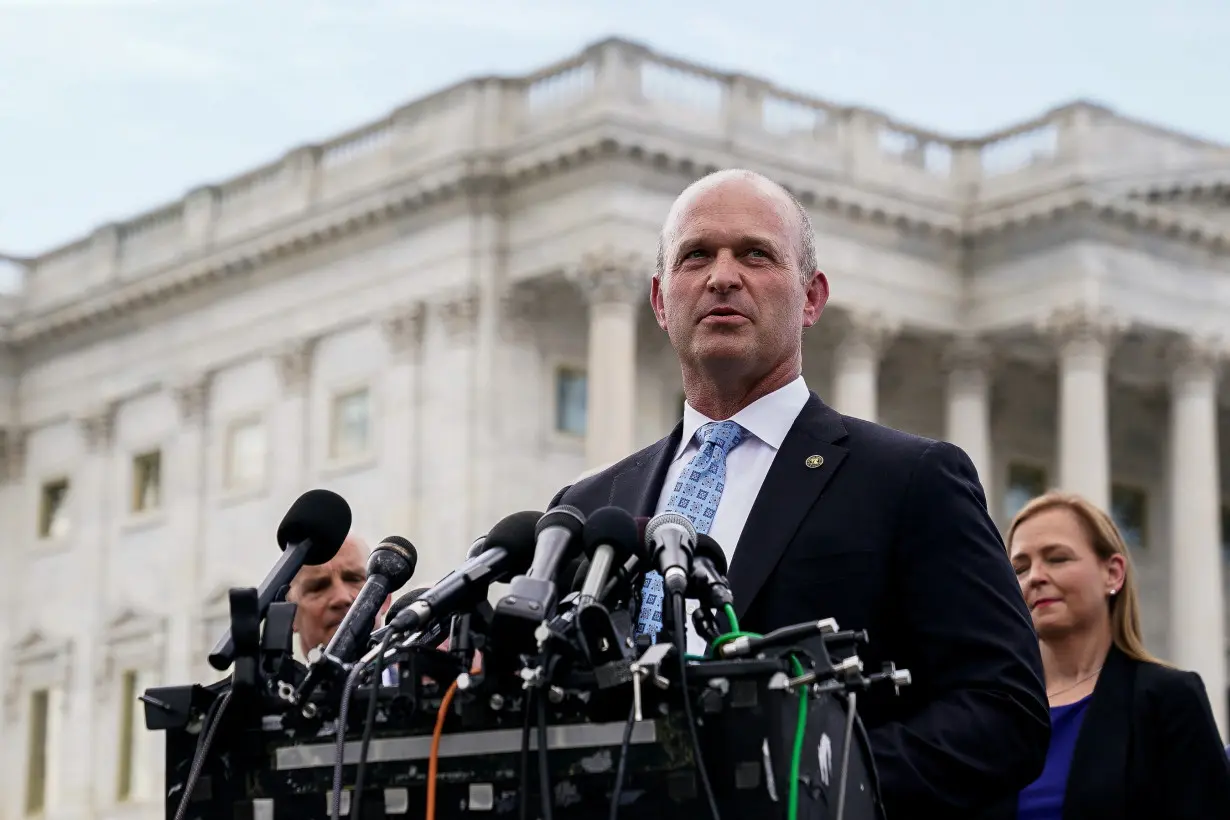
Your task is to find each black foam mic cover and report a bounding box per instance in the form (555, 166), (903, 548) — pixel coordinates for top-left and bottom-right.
(275, 489), (352, 564)
(389, 587), (431, 622)
(483, 510), (542, 573)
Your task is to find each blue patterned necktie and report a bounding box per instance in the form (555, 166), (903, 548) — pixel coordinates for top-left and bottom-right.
(636, 419), (745, 641)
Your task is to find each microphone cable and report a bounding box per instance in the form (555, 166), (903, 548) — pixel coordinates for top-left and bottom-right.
(709, 606), (812, 820)
(608, 700), (637, 819)
(350, 628), (393, 820)
(670, 590), (721, 820)
(172, 687), (232, 820)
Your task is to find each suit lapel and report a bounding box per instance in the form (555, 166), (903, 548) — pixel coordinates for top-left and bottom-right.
(1062, 646), (1133, 820)
(610, 421), (682, 517)
(728, 394), (849, 621)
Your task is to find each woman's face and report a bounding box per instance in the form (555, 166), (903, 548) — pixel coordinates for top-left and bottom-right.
(1009, 507), (1124, 640)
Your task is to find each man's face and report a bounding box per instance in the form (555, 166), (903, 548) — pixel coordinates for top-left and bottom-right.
(651, 177), (828, 381)
(289, 536), (368, 655)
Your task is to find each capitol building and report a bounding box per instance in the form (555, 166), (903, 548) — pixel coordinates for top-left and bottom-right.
(1, 36), (1229, 819)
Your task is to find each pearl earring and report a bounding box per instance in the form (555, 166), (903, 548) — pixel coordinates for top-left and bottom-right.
(1109, 588), (1119, 596)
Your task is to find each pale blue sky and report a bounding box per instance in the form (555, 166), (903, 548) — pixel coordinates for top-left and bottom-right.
(0, 0), (1226, 263)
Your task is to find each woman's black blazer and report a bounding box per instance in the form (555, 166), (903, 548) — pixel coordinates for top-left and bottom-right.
(976, 644), (1230, 819)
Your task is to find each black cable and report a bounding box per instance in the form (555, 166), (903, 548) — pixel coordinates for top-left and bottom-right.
(671, 591), (721, 820)
(835, 691), (858, 820)
(330, 662), (365, 820)
(518, 689), (534, 820)
(173, 688), (232, 820)
(608, 701), (637, 820)
(537, 686), (554, 820)
(351, 630), (393, 820)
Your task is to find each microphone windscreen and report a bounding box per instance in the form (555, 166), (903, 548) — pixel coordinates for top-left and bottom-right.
(484, 510), (543, 573)
(535, 505), (586, 539)
(373, 536), (419, 585)
(634, 517), (651, 554)
(388, 587), (430, 621)
(694, 533), (728, 576)
(276, 489), (352, 564)
(582, 506), (640, 563)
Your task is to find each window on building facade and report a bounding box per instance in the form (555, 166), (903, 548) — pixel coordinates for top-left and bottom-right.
(1110, 483), (1148, 550)
(1003, 462), (1047, 524)
(38, 479), (70, 539)
(555, 368), (587, 436)
(116, 670), (138, 801)
(131, 450), (161, 513)
(330, 388), (371, 459)
(25, 688), (49, 815)
(225, 419), (266, 490)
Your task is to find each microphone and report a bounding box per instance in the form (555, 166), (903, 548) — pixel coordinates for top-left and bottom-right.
(645, 512), (697, 596)
(492, 507), (586, 640)
(367, 586), (430, 646)
(390, 511), (540, 634)
(689, 533), (734, 608)
(321, 536), (418, 664)
(466, 536), (486, 560)
(208, 489), (352, 670)
(576, 507), (641, 607)
(598, 516), (650, 603)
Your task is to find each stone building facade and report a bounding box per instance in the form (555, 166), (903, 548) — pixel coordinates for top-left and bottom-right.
(1, 36), (1228, 820)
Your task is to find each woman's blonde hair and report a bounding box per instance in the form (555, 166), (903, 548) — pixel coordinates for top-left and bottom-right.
(1007, 490), (1163, 665)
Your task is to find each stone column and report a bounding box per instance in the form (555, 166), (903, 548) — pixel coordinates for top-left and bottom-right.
(164, 374), (210, 685)
(65, 402), (118, 810)
(271, 338), (315, 510)
(379, 303), (424, 540)
(1044, 306), (1120, 511)
(1165, 337), (1226, 737)
(574, 249), (646, 470)
(832, 311), (895, 423)
(943, 337), (994, 501)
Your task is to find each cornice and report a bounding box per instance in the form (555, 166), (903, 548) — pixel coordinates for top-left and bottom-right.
(965, 188), (1230, 254)
(5, 128), (1229, 353)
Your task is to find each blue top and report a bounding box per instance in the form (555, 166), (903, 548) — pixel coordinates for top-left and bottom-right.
(1017, 694), (1093, 820)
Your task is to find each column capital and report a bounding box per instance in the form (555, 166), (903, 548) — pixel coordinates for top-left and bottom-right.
(832, 309), (899, 361)
(0, 426), (26, 483)
(1164, 335), (1225, 386)
(77, 401), (119, 453)
(500, 286), (542, 343)
(941, 335), (994, 373)
(572, 247), (648, 307)
(436, 289), (480, 340)
(170, 372), (212, 425)
(381, 301), (426, 358)
(1040, 304), (1126, 357)
(273, 337), (317, 393)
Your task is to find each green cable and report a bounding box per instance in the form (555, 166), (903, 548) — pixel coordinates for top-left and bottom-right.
(706, 612), (809, 820)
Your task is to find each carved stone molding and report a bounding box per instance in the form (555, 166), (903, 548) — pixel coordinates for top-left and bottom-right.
(1040, 304), (1126, 360)
(94, 607), (168, 704)
(942, 335), (993, 370)
(436, 289), (480, 340)
(572, 247), (648, 307)
(5, 630), (74, 724)
(170, 372), (212, 425)
(830, 309), (900, 363)
(380, 301), (425, 358)
(77, 401), (119, 453)
(1164, 335), (1225, 389)
(500, 286), (543, 343)
(273, 337), (317, 393)
(0, 425), (27, 483)
(941, 335), (994, 393)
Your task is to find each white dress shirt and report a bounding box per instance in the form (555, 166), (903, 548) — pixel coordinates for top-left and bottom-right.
(653, 375), (811, 655)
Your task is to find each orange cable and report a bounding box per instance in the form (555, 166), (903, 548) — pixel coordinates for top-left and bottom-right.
(425, 653), (483, 820)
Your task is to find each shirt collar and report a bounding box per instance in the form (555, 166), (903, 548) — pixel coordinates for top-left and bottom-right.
(674, 375), (810, 461)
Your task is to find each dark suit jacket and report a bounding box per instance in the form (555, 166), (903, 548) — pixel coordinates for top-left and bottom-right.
(978, 645), (1230, 820)
(549, 392), (1050, 817)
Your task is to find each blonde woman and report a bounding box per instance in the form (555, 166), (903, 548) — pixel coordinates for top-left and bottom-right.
(980, 491), (1230, 819)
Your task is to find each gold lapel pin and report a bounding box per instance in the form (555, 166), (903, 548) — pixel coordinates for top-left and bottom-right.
(805, 454), (824, 469)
